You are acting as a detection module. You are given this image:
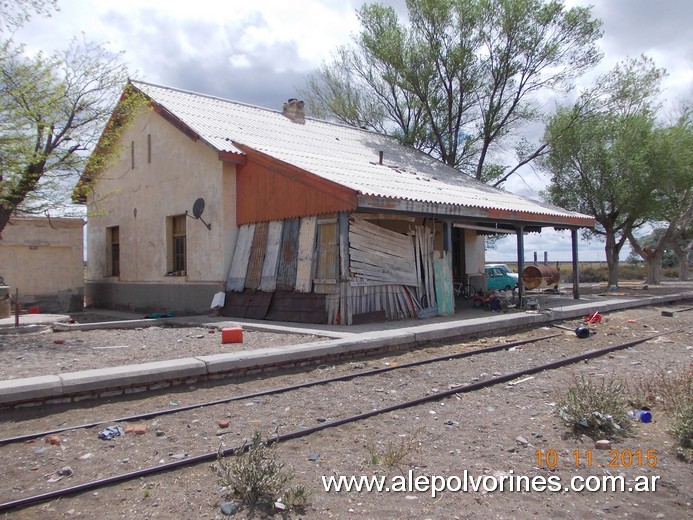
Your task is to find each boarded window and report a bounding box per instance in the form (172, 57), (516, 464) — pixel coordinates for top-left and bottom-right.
(108, 226), (120, 277)
(169, 215), (187, 273)
(314, 217), (338, 284)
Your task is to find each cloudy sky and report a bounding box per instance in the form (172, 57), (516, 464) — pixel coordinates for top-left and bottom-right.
(13, 0), (693, 261)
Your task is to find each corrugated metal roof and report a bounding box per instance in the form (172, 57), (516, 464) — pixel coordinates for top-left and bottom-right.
(132, 80), (592, 225)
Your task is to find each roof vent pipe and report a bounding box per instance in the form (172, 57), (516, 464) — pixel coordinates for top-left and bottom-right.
(379, 151), (383, 165)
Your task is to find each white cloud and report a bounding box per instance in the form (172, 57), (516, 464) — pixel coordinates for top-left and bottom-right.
(11, 0), (688, 264)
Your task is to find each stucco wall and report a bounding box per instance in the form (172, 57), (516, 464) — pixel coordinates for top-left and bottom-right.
(85, 107), (238, 313)
(464, 228), (485, 289)
(0, 217), (85, 312)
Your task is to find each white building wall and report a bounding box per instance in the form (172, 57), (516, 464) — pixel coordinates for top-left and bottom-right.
(86, 108), (238, 286)
(0, 216), (84, 312)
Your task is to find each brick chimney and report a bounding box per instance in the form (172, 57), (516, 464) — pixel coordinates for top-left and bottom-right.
(282, 98), (305, 124)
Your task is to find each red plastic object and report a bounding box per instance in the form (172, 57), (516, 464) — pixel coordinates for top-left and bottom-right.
(221, 327), (243, 344)
(28, 306), (40, 314)
(584, 312), (602, 324)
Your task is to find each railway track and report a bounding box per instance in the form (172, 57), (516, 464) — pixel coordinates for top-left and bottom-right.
(2, 310), (691, 514)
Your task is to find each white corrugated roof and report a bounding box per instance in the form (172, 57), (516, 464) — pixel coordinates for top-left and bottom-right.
(132, 80), (592, 224)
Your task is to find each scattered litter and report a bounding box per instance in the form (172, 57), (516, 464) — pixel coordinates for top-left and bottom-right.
(575, 325), (595, 339)
(45, 435), (62, 446)
(595, 439), (611, 450)
(217, 419), (230, 429)
(220, 501), (240, 516)
(515, 436), (530, 447)
(144, 311), (174, 318)
(508, 376), (534, 386)
(628, 409), (652, 423)
(125, 424), (147, 435)
(583, 312), (602, 324)
(221, 327), (243, 344)
(210, 291), (226, 309)
(98, 426), (124, 440)
(661, 310), (676, 317)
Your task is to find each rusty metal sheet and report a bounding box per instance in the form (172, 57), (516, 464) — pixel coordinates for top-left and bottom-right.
(220, 290), (272, 320)
(295, 216), (317, 293)
(245, 222), (268, 290)
(276, 218), (300, 291)
(265, 291), (327, 323)
(259, 221), (283, 292)
(226, 224), (255, 291)
(314, 219), (338, 283)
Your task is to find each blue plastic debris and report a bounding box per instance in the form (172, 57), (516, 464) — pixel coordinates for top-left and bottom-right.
(98, 426), (124, 440)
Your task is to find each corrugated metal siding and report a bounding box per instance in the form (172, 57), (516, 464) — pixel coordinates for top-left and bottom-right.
(276, 218), (300, 291)
(226, 224), (255, 291)
(295, 216), (317, 293)
(236, 149), (358, 225)
(245, 222), (268, 290)
(348, 218), (417, 286)
(259, 221), (283, 292)
(314, 218), (338, 284)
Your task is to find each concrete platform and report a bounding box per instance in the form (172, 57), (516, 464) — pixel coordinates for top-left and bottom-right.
(1, 289), (691, 406)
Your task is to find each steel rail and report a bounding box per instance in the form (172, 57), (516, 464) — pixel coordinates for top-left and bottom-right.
(1, 325), (690, 514)
(0, 333), (560, 446)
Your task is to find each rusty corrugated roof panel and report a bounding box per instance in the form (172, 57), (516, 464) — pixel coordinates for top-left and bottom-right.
(131, 80), (594, 227)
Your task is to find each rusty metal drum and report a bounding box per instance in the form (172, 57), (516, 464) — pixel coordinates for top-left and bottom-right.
(521, 265), (560, 290)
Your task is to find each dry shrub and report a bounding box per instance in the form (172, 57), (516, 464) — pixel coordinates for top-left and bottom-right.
(365, 428), (423, 469)
(631, 365), (693, 459)
(213, 430), (309, 513)
(557, 376), (632, 439)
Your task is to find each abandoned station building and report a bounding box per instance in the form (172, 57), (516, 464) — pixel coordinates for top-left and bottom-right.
(75, 81), (594, 325)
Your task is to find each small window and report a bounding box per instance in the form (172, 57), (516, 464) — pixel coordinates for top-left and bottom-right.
(169, 215), (187, 274)
(108, 226), (120, 277)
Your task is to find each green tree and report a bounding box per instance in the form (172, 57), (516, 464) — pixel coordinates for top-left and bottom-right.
(626, 229), (676, 267)
(0, 0), (57, 32)
(0, 36), (135, 236)
(542, 57), (667, 286)
(302, 0), (602, 183)
(626, 109), (693, 283)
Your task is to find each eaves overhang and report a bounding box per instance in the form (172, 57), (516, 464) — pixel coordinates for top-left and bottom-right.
(357, 195), (596, 229)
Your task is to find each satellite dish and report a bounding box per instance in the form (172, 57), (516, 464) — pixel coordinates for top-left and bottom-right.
(186, 197), (211, 230)
(192, 198), (205, 219)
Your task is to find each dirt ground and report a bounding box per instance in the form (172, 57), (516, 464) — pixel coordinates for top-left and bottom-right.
(0, 302), (691, 519)
(0, 324), (323, 381)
